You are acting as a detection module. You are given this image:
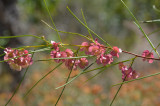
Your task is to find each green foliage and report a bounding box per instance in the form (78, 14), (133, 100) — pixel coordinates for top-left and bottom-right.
(18, 0), (58, 23)
(1, 0), (160, 105)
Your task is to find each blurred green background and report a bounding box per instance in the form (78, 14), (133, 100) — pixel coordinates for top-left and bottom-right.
(0, 0), (160, 105)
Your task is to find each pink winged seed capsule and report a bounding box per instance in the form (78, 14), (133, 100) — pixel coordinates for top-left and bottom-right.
(110, 46), (122, 58)
(119, 62), (139, 81)
(142, 50), (154, 63)
(4, 48), (33, 71)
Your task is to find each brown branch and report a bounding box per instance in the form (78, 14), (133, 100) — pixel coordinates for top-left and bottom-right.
(122, 50), (160, 60)
(62, 44), (160, 61)
(105, 46), (160, 60)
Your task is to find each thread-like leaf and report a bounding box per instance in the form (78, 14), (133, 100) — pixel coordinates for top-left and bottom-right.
(113, 71), (160, 87)
(83, 58), (133, 83)
(55, 62), (95, 90)
(81, 9), (93, 40)
(5, 51), (35, 105)
(36, 55), (93, 62)
(23, 63), (63, 98)
(121, 0), (160, 57)
(141, 19), (160, 23)
(43, 0), (62, 42)
(67, 6), (111, 47)
(0, 35), (48, 43)
(41, 20), (91, 41)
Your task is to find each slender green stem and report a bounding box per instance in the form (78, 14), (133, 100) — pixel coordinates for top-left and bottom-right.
(83, 58), (132, 74)
(17, 45), (47, 49)
(67, 6), (111, 47)
(0, 47), (51, 63)
(55, 48), (80, 105)
(84, 58), (133, 83)
(84, 67), (106, 84)
(55, 64), (73, 106)
(82, 66), (104, 74)
(29, 47), (51, 53)
(23, 63), (62, 98)
(0, 46), (5, 49)
(0, 35), (48, 44)
(155, 43), (160, 50)
(130, 57), (136, 67)
(41, 20), (91, 41)
(81, 9), (93, 40)
(58, 30), (91, 41)
(5, 52), (35, 106)
(121, 0), (160, 57)
(110, 57), (136, 106)
(153, 5), (160, 13)
(5, 67), (30, 105)
(140, 19), (160, 23)
(60, 43), (84, 47)
(147, 28), (160, 37)
(36, 55), (93, 62)
(113, 71), (160, 87)
(110, 80), (125, 106)
(43, 0), (62, 43)
(0, 53), (5, 57)
(55, 62), (95, 90)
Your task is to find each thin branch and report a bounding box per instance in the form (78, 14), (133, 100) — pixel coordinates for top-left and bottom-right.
(5, 51), (35, 105)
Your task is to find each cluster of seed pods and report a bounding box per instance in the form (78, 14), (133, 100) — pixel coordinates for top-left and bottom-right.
(50, 39), (156, 81)
(4, 48), (33, 71)
(3, 39), (155, 81)
(50, 39), (122, 71)
(119, 62), (139, 81)
(50, 41), (89, 70)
